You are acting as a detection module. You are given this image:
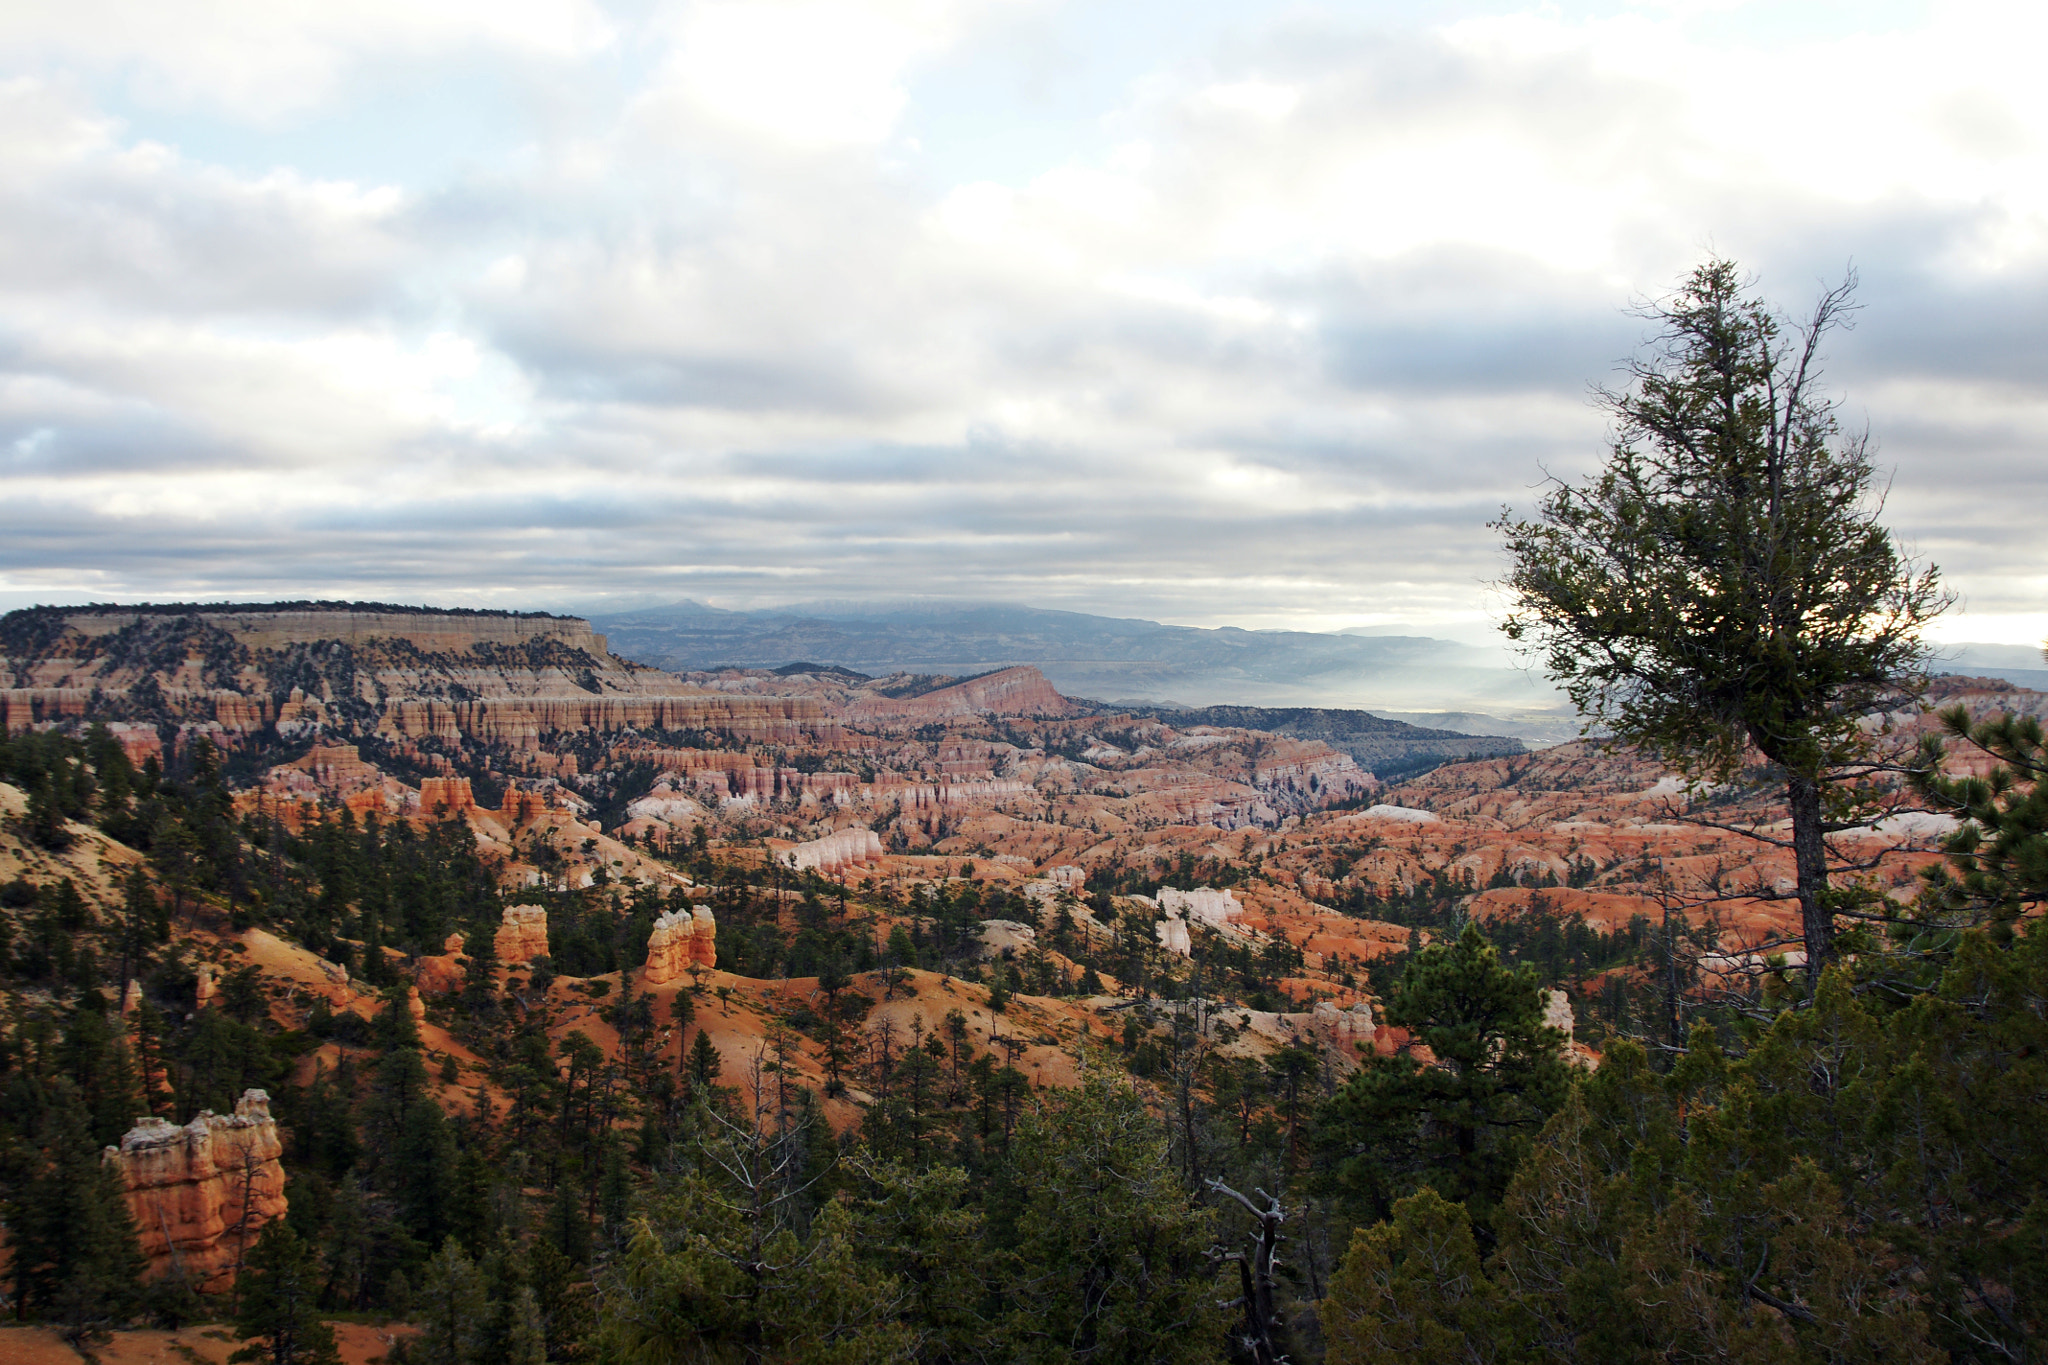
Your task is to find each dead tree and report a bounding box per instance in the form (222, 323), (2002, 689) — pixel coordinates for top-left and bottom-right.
(1207, 1179), (1288, 1364)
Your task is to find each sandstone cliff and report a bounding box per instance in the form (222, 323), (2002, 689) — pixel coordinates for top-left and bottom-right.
(104, 1090), (286, 1293)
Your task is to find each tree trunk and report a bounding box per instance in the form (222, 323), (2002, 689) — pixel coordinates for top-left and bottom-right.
(1785, 772), (1833, 990)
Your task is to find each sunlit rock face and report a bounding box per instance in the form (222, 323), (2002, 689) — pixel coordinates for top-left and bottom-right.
(783, 828), (884, 876)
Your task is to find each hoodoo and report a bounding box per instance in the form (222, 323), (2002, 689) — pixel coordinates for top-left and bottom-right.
(645, 906), (717, 984)
(783, 827), (885, 876)
(104, 1090), (287, 1293)
(495, 904), (550, 964)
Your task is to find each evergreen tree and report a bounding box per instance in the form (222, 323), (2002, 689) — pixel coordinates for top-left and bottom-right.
(688, 1028), (722, 1092)
(1005, 1064), (1223, 1363)
(416, 1239), (488, 1365)
(1915, 700), (2048, 931)
(4, 1083), (146, 1329)
(1496, 259), (1947, 986)
(1316, 924), (1569, 1234)
(233, 1219), (342, 1365)
(1322, 1189), (1510, 1365)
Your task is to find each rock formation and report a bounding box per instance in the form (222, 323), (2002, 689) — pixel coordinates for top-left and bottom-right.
(194, 962), (219, 1009)
(495, 904), (549, 965)
(1544, 989), (1575, 1046)
(105, 1090), (286, 1293)
(406, 985), (427, 1024)
(1157, 887), (1245, 934)
(691, 907), (717, 966)
(783, 828), (885, 876)
(644, 906), (718, 985)
(1313, 999), (1376, 1041)
(1155, 915), (1193, 956)
(420, 776), (476, 816)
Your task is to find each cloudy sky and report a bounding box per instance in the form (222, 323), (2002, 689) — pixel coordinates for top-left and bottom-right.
(1, 0), (2042, 644)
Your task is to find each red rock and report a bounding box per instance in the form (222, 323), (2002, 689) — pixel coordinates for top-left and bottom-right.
(644, 906), (718, 984)
(420, 777), (476, 816)
(104, 1090), (286, 1293)
(495, 905), (549, 965)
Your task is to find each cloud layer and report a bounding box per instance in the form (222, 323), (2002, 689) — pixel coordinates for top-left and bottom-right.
(1, 0), (2043, 644)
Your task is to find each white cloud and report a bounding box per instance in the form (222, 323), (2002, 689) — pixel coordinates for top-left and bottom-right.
(0, 0), (2044, 649)
(657, 0), (951, 147)
(0, 0), (615, 117)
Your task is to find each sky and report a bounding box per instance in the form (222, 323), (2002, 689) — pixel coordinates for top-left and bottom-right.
(1, 0), (2043, 646)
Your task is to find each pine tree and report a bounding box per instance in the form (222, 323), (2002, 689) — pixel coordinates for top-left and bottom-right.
(1915, 702), (2048, 932)
(232, 1219), (341, 1365)
(416, 1240), (487, 1365)
(4, 1083), (146, 1329)
(688, 1028), (722, 1092)
(1323, 1189), (1512, 1365)
(1005, 1065), (1223, 1363)
(1496, 259), (1947, 987)
(1316, 924), (1568, 1234)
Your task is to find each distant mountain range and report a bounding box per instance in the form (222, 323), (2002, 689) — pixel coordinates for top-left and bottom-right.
(1939, 643), (2048, 692)
(585, 600), (1578, 744)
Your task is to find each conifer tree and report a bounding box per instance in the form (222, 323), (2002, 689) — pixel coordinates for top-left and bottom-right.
(4, 1083), (146, 1329)
(416, 1240), (488, 1365)
(233, 1219), (341, 1365)
(1915, 699), (2048, 929)
(1496, 259), (1947, 986)
(688, 1028), (722, 1092)
(1323, 1189), (1510, 1365)
(1316, 924), (1568, 1234)
(1005, 1064), (1223, 1363)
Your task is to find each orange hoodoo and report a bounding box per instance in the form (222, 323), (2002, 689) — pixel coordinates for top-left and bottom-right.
(103, 1090), (287, 1293)
(644, 906), (718, 984)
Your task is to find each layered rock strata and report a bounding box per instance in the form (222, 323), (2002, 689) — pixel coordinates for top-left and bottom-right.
(105, 1090), (287, 1293)
(783, 828), (885, 876)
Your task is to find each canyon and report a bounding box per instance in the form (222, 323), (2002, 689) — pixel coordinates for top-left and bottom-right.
(2, 599), (2010, 1306)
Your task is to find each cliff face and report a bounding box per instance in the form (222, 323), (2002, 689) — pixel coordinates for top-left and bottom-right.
(105, 1089), (287, 1293)
(0, 604), (843, 749)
